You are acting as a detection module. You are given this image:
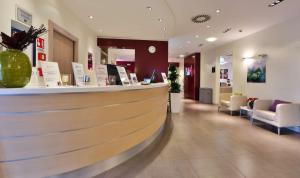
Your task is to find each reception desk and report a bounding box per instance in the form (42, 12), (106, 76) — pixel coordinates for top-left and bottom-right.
(0, 83), (168, 178)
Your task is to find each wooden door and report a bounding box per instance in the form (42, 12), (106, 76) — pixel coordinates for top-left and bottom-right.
(53, 31), (74, 84)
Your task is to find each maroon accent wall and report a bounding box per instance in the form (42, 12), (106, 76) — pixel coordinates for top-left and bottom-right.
(116, 61), (135, 73)
(168, 62), (180, 68)
(98, 38), (168, 82)
(184, 53), (201, 100)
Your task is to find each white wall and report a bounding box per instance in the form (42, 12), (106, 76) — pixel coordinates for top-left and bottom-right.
(0, 0), (100, 71)
(201, 14), (300, 104)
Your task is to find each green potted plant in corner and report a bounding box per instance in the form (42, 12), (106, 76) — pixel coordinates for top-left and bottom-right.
(168, 64), (181, 113)
(0, 25), (46, 88)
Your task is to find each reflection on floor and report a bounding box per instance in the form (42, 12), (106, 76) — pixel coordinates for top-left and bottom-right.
(94, 99), (300, 178)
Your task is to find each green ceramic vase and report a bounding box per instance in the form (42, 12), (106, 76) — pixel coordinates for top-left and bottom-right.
(0, 49), (32, 88)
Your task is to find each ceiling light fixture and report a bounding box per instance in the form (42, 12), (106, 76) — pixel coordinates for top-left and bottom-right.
(206, 37), (217, 42)
(88, 15), (94, 19)
(191, 14), (211, 23)
(179, 54), (185, 58)
(195, 35), (200, 38)
(223, 28), (232, 33)
(206, 25), (211, 28)
(216, 9), (221, 13)
(146, 6), (152, 11)
(268, 0), (285, 7)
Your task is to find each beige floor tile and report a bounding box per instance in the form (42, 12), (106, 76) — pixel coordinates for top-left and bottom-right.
(94, 100), (300, 178)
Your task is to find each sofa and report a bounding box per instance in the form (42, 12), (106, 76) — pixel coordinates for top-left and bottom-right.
(252, 100), (300, 135)
(218, 93), (247, 115)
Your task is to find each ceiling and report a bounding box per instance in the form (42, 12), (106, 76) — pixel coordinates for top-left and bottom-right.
(61, 0), (300, 57)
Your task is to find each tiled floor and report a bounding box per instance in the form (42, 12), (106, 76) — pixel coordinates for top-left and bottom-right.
(94, 100), (300, 178)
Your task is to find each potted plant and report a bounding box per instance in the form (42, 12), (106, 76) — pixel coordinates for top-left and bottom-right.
(168, 64), (181, 113)
(0, 25), (46, 88)
(247, 98), (258, 109)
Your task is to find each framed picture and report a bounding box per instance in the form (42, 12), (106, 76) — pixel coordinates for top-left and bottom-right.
(247, 59), (266, 83)
(16, 6), (32, 26)
(88, 52), (93, 70)
(220, 69), (228, 79)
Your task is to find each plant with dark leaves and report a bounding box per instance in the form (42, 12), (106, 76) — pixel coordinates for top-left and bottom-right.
(0, 25), (47, 51)
(168, 64), (181, 93)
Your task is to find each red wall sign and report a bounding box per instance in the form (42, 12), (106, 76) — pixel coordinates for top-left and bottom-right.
(36, 38), (45, 49)
(38, 52), (46, 61)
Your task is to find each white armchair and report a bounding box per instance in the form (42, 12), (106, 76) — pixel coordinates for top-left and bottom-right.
(252, 100), (300, 135)
(218, 93), (247, 115)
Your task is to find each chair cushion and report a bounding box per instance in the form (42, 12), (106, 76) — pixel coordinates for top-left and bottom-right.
(221, 100), (230, 107)
(269, 100), (290, 112)
(255, 110), (276, 121)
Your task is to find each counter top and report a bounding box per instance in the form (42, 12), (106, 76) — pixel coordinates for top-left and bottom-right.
(0, 83), (168, 95)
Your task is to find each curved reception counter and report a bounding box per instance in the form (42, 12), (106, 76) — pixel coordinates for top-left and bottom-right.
(0, 83), (169, 178)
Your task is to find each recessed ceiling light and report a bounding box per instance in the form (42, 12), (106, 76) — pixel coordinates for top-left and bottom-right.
(146, 6), (152, 11)
(195, 35), (200, 38)
(88, 15), (94, 19)
(216, 9), (221, 13)
(179, 54), (185, 58)
(268, 0), (285, 7)
(206, 25), (211, 28)
(206, 37), (217, 42)
(158, 18), (163, 22)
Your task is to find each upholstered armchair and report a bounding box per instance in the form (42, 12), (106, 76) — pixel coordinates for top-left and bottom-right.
(218, 93), (247, 115)
(252, 99), (300, 135)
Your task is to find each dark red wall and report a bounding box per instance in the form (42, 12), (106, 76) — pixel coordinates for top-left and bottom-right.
(116, 61), (135, 73)
(168, 62), (180, 68)
(184, 53), (200, 100)
(98, 38), (168, 82)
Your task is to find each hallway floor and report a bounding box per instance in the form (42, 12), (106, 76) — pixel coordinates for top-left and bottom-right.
(95, 100), (300, 178)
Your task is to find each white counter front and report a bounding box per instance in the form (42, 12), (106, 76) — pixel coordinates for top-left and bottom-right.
(0, 83), (169, 178)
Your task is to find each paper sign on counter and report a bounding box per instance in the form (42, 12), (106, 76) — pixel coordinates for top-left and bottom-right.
(117, 66), (130, 85)
(40, 61), (61, 87)
(72, 62), (85, 86)
(95, 64), (108, 86)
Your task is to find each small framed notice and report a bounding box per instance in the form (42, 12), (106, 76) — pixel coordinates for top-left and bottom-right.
(40, 61), (61, 87)
(130, 73), (139, 84)
(117, 66), (130, 85)
(161, 72), (168, 83)
(72, 62), (85, 86)
(95, 64), (108, 86)
(16, 6), (32, 26)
